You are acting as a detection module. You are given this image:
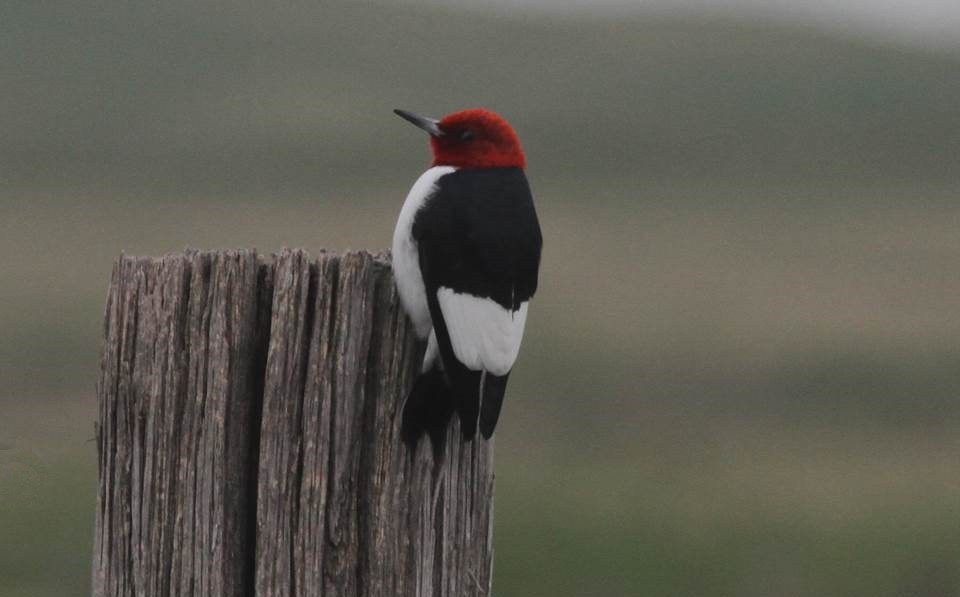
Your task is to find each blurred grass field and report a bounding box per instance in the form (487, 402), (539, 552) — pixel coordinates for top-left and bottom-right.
(3, 2), (960, 595)
(5, 186), (960, 596)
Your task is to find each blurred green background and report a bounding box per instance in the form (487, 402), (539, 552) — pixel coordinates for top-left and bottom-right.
(3, 1), (960, 595)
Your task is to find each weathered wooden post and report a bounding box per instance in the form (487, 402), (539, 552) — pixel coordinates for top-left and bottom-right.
(94, 249), (495, 597)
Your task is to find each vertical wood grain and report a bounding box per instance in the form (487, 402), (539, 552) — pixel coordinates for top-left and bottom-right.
(95, 249), (495, 597)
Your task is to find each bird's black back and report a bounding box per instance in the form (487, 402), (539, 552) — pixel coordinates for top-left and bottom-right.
(402, 166), (542, 451)
(412, 167), (542, 310)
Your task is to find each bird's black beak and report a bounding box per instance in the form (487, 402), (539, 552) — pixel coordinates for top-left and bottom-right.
(394, 109), (444, 137)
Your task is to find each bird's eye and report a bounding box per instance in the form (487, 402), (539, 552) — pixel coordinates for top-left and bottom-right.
(460, 130), (474, 142)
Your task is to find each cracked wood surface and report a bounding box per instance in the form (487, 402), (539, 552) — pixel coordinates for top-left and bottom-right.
(94, 249), (495, 597)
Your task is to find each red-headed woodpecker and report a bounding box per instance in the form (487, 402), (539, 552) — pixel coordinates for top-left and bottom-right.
(392, 108), (542, 453)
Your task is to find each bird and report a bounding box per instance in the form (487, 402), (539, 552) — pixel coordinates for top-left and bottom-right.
(391, 108), (542, 456)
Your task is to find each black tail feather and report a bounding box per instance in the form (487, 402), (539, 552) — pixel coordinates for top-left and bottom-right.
(450, 367), (511, 441)
(450, 366), (483, 441)
(401, 368), (455, 460)
(479, 371), (509, 439)
(447, 363), (511, 442)
(402, 356), (511, 452)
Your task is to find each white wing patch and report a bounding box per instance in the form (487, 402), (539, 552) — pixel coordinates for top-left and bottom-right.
(436, 287), (529, 376)
(392, 165), (456, 339)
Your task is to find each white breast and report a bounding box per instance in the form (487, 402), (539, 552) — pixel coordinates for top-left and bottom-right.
(392, 165), (456, 339)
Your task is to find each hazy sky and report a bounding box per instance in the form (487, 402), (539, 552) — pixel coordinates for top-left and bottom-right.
(423, 0), (960, 49)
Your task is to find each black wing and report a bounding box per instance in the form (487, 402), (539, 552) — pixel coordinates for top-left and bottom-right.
(414, 167), (542, 309)
(413, 167), (542, 439)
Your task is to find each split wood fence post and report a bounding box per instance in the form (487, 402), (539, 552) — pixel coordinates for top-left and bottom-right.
(93, 249), (495, 597)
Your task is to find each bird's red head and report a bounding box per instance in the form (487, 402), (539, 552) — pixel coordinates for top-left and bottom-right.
(394, 108), (526, 169)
